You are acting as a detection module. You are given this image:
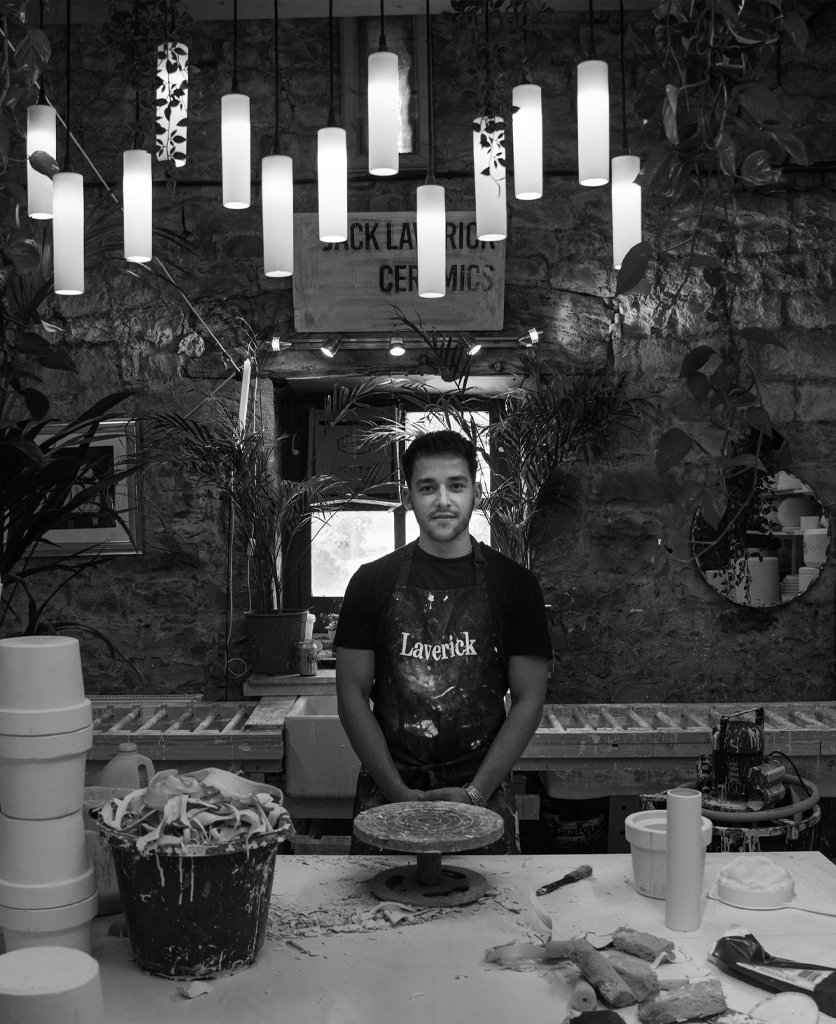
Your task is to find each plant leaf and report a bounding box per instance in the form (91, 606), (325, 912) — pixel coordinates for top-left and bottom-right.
(663, 85), (680, 146)
(733, 83), (785, 125)
(686, 372), (711, 405)
(740, 326), (787, 350)
(29, 150), (61, 178)
(779, 11), (809, 52)
(697, 486), (727, 530)
(715, 130), (737, 177)
(740, 151), (781, 187)
(615, 241), (653, 295)
(679, 346), (716, 377)
(655, 427), (693, 476)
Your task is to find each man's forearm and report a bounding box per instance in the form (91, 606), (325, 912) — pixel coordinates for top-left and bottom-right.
(469, 695), (543, 801)
(338, 689), (413, 802)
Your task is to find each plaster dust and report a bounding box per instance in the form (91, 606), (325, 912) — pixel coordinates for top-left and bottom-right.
(267, 855), (530, 941)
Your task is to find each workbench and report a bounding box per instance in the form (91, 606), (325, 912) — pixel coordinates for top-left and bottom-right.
(91, 851), (836, 1023)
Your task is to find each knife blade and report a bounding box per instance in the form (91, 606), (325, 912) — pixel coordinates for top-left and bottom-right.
(535, 864), (592, 896)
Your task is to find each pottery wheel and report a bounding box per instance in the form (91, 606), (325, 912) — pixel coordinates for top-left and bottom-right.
(354, 801), (504, 908)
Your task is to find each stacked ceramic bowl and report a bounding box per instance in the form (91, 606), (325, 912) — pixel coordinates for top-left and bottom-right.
(780, 574), (800, 602)
(803, 528), (828, 568)
(744, 556), (780, 606)
(0, 638), (97, 953)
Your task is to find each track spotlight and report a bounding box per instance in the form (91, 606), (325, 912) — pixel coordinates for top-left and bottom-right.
(320, 335), (341, 358)
(461, 334), (482, 357)
(389, 334), (405, 357)
(518, 328), (542, 348)
(270, 335), (291, 352)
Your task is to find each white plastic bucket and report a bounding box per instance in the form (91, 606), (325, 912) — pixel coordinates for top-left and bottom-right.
(82, 788), (132, 915)
(0, 946), (105, 1024)
(0, 812), (95, 909)
(0, 637), (91, 736)
(0, 892), (98, 953)
(0, 727), (92, 819)
(624, 809), (712, 899)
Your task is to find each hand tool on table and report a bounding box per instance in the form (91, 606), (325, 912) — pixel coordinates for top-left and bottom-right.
(536, 864), (592, 896)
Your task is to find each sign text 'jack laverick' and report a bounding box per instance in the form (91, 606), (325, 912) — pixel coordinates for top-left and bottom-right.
(293, 212), (505, 333)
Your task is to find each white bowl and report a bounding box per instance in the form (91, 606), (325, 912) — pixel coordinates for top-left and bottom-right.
(717, 878), (794, 908)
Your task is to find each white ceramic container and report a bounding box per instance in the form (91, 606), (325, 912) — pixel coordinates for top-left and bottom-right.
(0, 637), (91, 736)
(0, 945), (105, 1023)
(0, 812), (95, 909)
(624, 809), (712, 900)
(0, 726), (92, 819)
(0, 891), (98, 953)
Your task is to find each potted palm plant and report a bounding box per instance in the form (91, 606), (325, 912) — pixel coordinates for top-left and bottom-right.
(155, 404), (352, 676)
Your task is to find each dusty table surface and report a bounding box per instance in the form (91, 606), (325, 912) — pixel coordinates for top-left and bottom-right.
(91, 852), (836, 1023)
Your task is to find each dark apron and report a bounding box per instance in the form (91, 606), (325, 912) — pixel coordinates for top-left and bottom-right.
(351, 539), (519, 854)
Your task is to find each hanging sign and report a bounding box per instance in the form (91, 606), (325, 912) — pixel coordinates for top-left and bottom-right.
(293, 211), (505, 333)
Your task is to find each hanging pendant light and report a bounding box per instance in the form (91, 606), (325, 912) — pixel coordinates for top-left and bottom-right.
(27, 83), (56, 220)
(417, 0), (445, 298)
(511, 15), (542, 201)
(473, 7), (506, 241)
(388, 334), (405, 357)
(318, 0), (347, 243)
(53, 0), (84, 296)
(612, 1), (641, 270)
(123, 94), (152, 264)
(368, 0), (399, 176)
(577, 0), (609, 187)
(263, 0), (293, 277)
(156, 1), (188, 168)
(222, 0), (250, 209)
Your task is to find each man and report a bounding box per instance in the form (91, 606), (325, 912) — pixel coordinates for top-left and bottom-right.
(335, 430), (551, 853)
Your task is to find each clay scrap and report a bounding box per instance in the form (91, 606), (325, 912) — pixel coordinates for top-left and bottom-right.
(637, 978), (727, 1024)
(612, 927), (676, 963)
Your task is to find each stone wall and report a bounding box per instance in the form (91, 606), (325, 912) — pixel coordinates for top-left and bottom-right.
(11, 4), (835, 704)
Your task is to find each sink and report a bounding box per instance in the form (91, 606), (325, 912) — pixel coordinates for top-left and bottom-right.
(284, 695), (361, 799)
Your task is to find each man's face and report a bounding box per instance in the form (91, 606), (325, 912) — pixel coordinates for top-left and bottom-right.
(403, 454), (481, 547)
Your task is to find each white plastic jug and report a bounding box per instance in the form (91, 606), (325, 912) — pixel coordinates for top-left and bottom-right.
(99, 742), (155, 789)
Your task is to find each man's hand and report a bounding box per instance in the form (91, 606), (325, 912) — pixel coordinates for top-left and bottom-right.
(393, 787), (426, 803)
(421, 787), (471, 804)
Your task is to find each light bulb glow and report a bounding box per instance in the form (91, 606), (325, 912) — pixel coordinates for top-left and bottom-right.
(368, 49), (399, 176)
(473, 116), (507, 242)
(262, 154), (293, 277)
(577, 60), (610, 186)
(27, 102), (56, 219)
(612, 154), (642, 270)
(156, 41), (188, 166)
(123, 150), (152, 263)
(317, 126), (347, 243)
(52, 170), (84, 295)
(417, 183), (446, 298)
(512, 83), (543, 200)
(389, 335), (405, 356)
(222, 92), (251, 209)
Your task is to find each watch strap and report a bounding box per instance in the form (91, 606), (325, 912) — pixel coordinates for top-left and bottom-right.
(464, 783), (487, 807)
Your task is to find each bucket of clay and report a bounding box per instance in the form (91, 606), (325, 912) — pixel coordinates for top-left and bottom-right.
(0, 891), (98, 953)
(624, 810), (713, 899)
(99, 823), (281, 978)
(0, 727), (93, 819)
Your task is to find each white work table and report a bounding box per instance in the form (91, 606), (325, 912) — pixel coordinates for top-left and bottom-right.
(93, 852), (836, 1023)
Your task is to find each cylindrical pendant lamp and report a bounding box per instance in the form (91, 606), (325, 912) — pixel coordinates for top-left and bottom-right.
(262, 154), (293, 277)
(512, 82), (542, 200)
(27, 97), (56, 220)
(417, 183), (445, 298)
(222, 92), (250, 209)
(577, 59), (609, 186)
(123, 150), (152, 263)
(53, 170), (84, 295)
(318, 126), (347, 244)
(611, 155), (641, 269)
(368, 49), (399, 176)
(473, 116), (506, 242)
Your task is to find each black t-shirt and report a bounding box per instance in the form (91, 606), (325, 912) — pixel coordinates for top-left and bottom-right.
(334, 541), (552, 677)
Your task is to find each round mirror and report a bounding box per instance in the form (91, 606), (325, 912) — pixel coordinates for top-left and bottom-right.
(693, 470), (829, 607)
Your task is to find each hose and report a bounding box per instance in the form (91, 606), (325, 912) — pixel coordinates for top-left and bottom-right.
(672, 776), (820, 824)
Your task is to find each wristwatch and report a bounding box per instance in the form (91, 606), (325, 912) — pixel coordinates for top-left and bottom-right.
(463, 783), (487, 807)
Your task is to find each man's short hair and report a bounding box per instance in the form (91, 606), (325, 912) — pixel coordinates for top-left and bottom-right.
(402, 430), (478, 488)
